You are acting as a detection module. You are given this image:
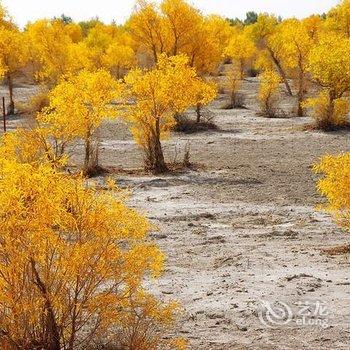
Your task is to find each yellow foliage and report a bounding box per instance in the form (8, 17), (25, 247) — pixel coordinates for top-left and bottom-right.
(0, 1), (15, 30)
(128, 0), (225, 74)
(254, 49), (274, 72)
(225, 30), (256, 79)
(250, 14), (293, 96)
(224, 66), (243, 107)
(127, 1), (166, 62)
(124, 54), (206, 172)
(0, 154), (181, 349)
(102, 41), (136, 78)
(161, 0), (202, 56)
(258, 70), (281, 117)
(303, 92), (349, 129)
(314, 153), (350, 229)
(0, 28), (27, 77)
(249, 13), (279, 42)
(325, 0), (350, 37)
(307, 34), (350, 97)
(194, 78), (217, 108)
(306, 33), (350, 128)
(84, 23), (114, 69)
(275, 18), (314, 115)
(0, 28), (28, 111)
(278, 19), (313, 72)
(38, 70), (122, 172)
(17, 88), (49, 116)
(25, 19), (73, 83)
(205, 15), (233, 53)
(302, 15), (323, 40)
(0, 128), (67, 166)
(64, 22), (83, 43)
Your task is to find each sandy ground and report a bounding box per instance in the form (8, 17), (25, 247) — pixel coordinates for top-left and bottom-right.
(2, 78), (350, 349)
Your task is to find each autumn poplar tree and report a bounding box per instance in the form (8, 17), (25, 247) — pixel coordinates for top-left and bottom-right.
(314, 153), (350, 243)
(39, 70), (122, 174)
(258, 70), (281, 117)
(127, 1), (166, 63)
(193, 78), (217, 123)
(102, 42), (135, 77)
(250, 14), (293, 96)
(304, 34), (350, 129)
(277, 19), (314, 116)
(225, 29), (256, 80)
(224, 66), (243, 109)
(325, 0), (350, 37)
(0, 151), (183, 350)
(26, 20), (74, 84)
(0, 28), (28, 114)
(124, 54), (207, 173)
(224, 28), (256, 108)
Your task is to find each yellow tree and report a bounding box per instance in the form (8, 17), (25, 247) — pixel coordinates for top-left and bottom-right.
(25, 19), (73, 84)
(224, 65), (243, 109)
(250, 14), (293, 96)
(124, 54), (204, 173)
(205, 15), (233, 57)
(258, 70), (281, 117)
(161, 0), (202, 56)
(304, 34), (350, 129)
(225, 29), (256, 80)
(127, 1), (166, 63)
(0, 28), (28, 114)
(224, 28), (256, 108)
(128, 0), (212, 68)
(0, 127), (67, 167)
(277, 19), (314, 116)
(0, 153), (183, 350)
(0, 1), (16, 30)
(325, 0), (350, 37)
(182, 18), (221, 75)
(302, 15), (323, 40)
(64, 22), (83, 43)
(102, 42), (136, 78)
(83, 23), (115, 69)
(314, 153), (350, 234)
(193, 78), (217, 123)
(39, 70), (122, 174)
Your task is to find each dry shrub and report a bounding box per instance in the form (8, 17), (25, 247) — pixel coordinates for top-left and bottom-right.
(322, 244), (350, 255)
(182, 142), (191, 167)
(222, 92), (246, 109)
(174, 111), (217, 134)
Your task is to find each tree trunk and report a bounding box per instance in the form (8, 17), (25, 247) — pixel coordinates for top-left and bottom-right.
(297, 98), (303, 118)
(30, 259), (61, 350)
(147, 118), (167, 174)
(84, 137), (91, 173)
(325, 91), (336, 130)
(230, 90), (236, 108)
(268, 48), (293, 96)
(152, 46), (158, 64)
(196, 103), (202, 123)
(152, 136), (167, 174)
(297, 71), (304, 117)
(7, 74), (14, 115)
